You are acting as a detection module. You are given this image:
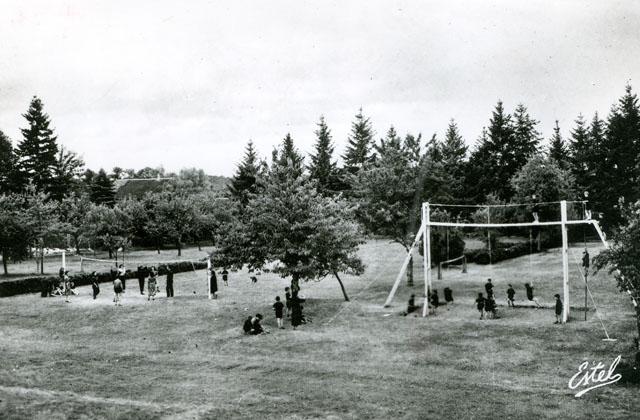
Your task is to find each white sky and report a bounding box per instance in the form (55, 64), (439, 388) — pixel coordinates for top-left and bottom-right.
(1, 0), (639, 176)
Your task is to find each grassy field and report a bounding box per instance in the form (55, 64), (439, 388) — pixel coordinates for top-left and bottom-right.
(0, 239), (638, 419)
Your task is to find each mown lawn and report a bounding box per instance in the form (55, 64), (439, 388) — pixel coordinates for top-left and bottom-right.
(0, 240), (638, 419)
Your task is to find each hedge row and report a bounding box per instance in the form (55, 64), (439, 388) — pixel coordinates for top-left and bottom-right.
(0, 260), (208, 298)
(464, 238), (556, 265)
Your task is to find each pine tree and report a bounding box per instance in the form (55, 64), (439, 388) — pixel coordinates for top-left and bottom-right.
(595, 85), (640, 228)
(439, 120), (468, 203)
(512, 104), (541, 167)
(308, 116), (339, 195)
(274, 133), (304, 178)
(90, 168), (115, 206)
(342, 108), (375, 174)
(16, 97), (59, 194)
(0, 131), (18, 194)
(228, 140), (261, 206)
(568, 114), (593, 191)
(49, 146), (84, 200)
(548, 120), (569, 168)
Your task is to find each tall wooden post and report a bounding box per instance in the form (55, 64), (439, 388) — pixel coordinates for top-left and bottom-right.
(561, 200), (570, 323)
(422, 203), (431, 317)
(207, 257), (212, 300)
(62, 251), (66, 271)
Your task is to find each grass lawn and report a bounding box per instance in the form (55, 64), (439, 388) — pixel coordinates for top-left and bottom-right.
(0, 239), (638, 419)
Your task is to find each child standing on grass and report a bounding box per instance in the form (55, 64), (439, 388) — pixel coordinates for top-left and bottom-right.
(476, 293), (486, 320)
(273, 296), (284, 329)
(91, 272), (100, 300)
(285, 287), (292, 318)
(148, 266), (158, 301)
(554, 294), (563, 324)
(222, 268), (229, 286)
(165, 265), (174, 298)
(63, 271), (72, 303)
(525, 283), (542, 308)
(113, 277), (123, 306)
(118, 264), (126, 292)
(507, 284), (515, 307)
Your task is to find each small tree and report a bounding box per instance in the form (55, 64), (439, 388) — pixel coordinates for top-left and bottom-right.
(0, 131), (19, 194)
(23, 189), (62, 273)
(57, 193), (93, 253)
(593, 199), (640, 339)
(82, 204), (131, 258)
(218, 162), (364, 300)
(155, 192), (199, 256)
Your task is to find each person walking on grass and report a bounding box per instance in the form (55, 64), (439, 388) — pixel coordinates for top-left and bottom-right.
(113, 276), (123, 306)
(165, 265), (174, 298)
(476, 293), (486, 320)
(137, 265), (146, 295)
(525, 283), (542, 308)
(554, 294), (563, 324)
(148, 266), (158, 301)
(507, 284), (515, 307)
(91, 271), (100, 300)
(222, 268), (229, 287)
(273, 296), (285, 329)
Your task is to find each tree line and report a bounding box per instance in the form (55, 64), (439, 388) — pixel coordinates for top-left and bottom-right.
(1, 87), (639, 298)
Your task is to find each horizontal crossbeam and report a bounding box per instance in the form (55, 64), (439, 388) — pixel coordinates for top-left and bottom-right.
(425, 220), (594, 228)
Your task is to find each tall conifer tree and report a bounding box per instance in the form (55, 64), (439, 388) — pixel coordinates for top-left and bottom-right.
(308, 116), (339, 195)
(342, 108), (375, 174)
(16, 97), (59, 194)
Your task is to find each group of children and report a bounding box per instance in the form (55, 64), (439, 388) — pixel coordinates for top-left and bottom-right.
(243, 286), (310, 335)
(475, 278), (564, 323)
(404, 287), (454, 316)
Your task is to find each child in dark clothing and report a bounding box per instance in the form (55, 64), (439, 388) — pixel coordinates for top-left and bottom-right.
(444, 288), (454, 306)
(273, 296), (285, 329)
(554, 294), (563, 324)
(476, 293), (486, 319)
(285, 287), (292, 318)
(430, 290), (439, 314)
(485, 279), (493, 296)
(525, 283), (542, 308)
(243, 316), (253, 334)
(486, 295), (497, 319)
(251, 314), (265, 335)
(91, 271), (100, 300)
(507, 284), (515, 307)
(405, 294), (419, 315)
(222, 269), (229, 286)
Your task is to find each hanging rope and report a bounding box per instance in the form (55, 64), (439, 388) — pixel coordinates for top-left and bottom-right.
(569, 247), (614, 340)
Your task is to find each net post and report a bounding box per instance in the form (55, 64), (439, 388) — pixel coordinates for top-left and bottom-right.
(561, 200), (570, 323)
(207, 257), (212, 299)
(422, 203), (431, 317)
(80, 257), (84, 273)
(62, 251), (66, 271)
(462, 256), (467, 273)
(437, 263), (442, 280)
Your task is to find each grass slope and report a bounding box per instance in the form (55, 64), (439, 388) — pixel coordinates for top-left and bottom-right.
(0, 240), (637, 419)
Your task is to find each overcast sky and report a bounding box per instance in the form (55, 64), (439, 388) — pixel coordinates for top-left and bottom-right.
(1, 1), (639, 176)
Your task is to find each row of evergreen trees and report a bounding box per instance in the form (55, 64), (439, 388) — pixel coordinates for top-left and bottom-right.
(228, 85), (640, 231)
